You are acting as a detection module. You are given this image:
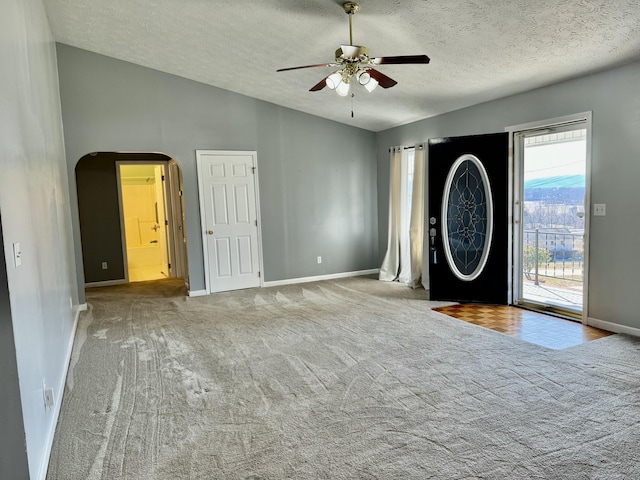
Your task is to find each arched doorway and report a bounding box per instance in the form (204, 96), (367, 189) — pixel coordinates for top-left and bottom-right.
(75, 152), (188, 287)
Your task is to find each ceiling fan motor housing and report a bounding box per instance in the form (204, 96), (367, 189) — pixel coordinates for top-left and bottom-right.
(336, 45), (371, 77)
(336, 45), (368, 61)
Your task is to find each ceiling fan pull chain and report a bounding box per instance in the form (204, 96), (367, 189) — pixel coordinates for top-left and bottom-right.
(351, 93), (355, 118)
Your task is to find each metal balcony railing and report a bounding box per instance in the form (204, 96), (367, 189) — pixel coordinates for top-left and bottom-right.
(523, 229), (584, 285)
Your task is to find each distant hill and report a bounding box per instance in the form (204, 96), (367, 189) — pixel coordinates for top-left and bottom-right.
(524, 175), (585, 203)
(524, 175), (585, 189)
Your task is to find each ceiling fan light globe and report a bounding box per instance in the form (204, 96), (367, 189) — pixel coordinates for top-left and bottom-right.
(364, 78), (378, 93)
(357, 71), (371, 85)
(326, 72), (342, 90)
(335, 79), (350, 96)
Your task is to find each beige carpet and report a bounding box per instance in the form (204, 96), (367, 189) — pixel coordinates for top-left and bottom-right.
(47, 276), (640, 479)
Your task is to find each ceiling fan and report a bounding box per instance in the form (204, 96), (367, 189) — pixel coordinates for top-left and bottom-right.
(277, 2), (430, 96)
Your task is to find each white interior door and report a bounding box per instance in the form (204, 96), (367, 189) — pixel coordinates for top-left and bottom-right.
(197, 150), (261, 293)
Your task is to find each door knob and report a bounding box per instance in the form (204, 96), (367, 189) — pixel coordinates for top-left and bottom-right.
(207, 230), (214, 235)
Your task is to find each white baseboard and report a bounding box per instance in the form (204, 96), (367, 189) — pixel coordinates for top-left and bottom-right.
(188, 289), (208, 297)
(85, 279), (127, 288)
(38, 303), (83, 480)
(587, 317), (640, 337)
(263, 269), (380, 288)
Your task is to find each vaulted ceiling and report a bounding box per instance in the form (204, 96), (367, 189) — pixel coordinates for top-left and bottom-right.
(44, 0), (640, 132)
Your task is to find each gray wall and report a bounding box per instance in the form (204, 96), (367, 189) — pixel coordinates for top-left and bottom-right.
(56, 44), (378, 300)
(0, 216), (30, 480)
(0, 0), (80, 477)
(376, 60), (640, 331)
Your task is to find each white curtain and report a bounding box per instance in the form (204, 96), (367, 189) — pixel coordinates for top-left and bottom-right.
(408, 146), (425, 288)
(379, 147), (402, 281)
(380, 145), (426, 288)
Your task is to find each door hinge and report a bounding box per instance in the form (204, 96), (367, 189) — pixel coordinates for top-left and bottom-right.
(258, 271), (261, 278)
(165, 219), (169, 226)
(168, 263), (172, 269)
(252, 166), (256, 173)
(255, 220), (258, 226)
(179, 190), (183, 196)
(161, 175), (165, 181)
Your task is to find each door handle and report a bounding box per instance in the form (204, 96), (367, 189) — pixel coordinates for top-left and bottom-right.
(429, 227), (437, 264)
(207, 230), (214, 235)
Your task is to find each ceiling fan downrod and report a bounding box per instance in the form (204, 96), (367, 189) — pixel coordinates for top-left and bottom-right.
(343, 2), (360, 46)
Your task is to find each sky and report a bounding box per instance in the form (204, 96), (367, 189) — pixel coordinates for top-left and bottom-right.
(524, 139), (586, 181)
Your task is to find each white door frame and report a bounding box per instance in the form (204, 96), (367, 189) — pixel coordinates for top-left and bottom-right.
(116, 160), (176, 281)
(196, 150), (264, 294)
(506, 111), (592, 324)
(168, 159), (187, 279)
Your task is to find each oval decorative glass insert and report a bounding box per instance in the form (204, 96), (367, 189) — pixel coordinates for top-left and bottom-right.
(441, 154), (493, 281)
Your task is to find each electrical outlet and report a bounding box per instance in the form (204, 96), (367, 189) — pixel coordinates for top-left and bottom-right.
(101, 261), (108, 270)
(43, 380), (54, 410)
(593, 204), (606, 216)
(317, 256), (322, 264)
(13, 243), (22, 267)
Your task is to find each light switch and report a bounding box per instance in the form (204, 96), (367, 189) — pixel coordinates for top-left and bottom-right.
(593, 204), (606, 216)
(13, 243), (22, 267)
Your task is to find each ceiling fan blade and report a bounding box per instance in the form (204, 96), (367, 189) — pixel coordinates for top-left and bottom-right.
(368, 69), (398, 89)
(371, 55), (430, 65)
(309, 77), (328, 92)
(277, 63), (336, 72)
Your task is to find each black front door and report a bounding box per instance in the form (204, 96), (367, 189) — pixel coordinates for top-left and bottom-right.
(428, 133), (509, 303)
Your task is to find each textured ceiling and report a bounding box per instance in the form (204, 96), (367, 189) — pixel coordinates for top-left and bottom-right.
(43, 0), (640, 132)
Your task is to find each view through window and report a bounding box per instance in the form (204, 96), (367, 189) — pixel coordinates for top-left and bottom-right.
(520, 128), (587, 316)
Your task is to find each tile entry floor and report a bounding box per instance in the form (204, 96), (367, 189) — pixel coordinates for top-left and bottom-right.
(433, 304), (613, 349)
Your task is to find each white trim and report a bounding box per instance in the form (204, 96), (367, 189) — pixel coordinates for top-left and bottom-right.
(506, 111), (592, 323)
(252, 155), (266, 289)
(263, 269), (380, 288)
(195, 151), (210, 293)
(37, 304), (82, 480)
(506, 134), (514, 305)
(587, 317), (640, 337)
(168, 159), (187, 278)
(85, 279), (127, 288)
(114, 162), (130, 284)
(188, 289), (208, 297)
(582, 114), (593, 324)
(506, 111), (592, 134)
(116, 159), (179, 283)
